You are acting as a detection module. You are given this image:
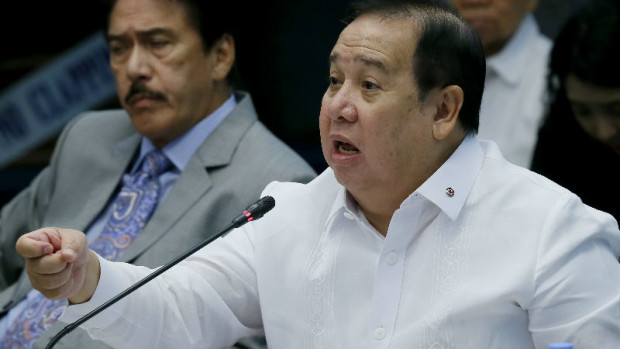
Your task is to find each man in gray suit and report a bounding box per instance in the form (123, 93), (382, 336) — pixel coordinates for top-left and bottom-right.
(0, 0), (315, 348)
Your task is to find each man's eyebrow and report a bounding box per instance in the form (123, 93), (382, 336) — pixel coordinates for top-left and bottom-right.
(108, 28), (174, 41)
(329, 53), (388, 74)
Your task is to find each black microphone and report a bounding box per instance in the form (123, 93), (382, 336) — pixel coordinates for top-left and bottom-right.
(231, 195), (275, 228)
(45, 196), (275, 349)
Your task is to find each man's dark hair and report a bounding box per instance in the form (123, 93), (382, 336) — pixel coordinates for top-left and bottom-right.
(102, 0), (241, 86)
(344, 0), (486, 133)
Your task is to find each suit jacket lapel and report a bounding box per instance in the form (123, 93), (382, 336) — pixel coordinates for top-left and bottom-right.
(43, 132), (140, 233)
(119, 92), (258, 263)
(78, 135), (140, 230)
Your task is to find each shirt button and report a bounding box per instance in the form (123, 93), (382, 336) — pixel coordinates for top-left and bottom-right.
(374, 327), (386, 340)
(385, 251), (398, 265)
(343, 211), (355, 220)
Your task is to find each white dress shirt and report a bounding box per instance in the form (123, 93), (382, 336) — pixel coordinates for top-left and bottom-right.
(477, 15), (552, 168)
(60, 136), (620, 349)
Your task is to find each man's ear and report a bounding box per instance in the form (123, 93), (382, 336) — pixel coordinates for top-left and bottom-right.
(432, 85), (464, 140)
(211, 34), (235, 82)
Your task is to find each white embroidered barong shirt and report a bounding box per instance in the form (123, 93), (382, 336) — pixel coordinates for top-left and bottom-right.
(60, 136), (620, 349)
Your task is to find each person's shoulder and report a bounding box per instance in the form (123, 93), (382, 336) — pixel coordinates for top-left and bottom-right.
(514, 167), (617, 227)
(262, 168), (339, 208)
(244, 121), (310, 160)
(71, 109), (131, 127)
(477, 140), (577, 206)
(62, 109), (132, 135)
(220, 92), (302, 160)
(474, 152), (619, 234)
(483, 146), (570, 193)
(233, 170), (340, 249)
(232, 121), (317, 182)
(232, 93), (317, 182)
(523, 14), (552, 51)
(250, 168), (341, 237)
(52, 109), (136, 153)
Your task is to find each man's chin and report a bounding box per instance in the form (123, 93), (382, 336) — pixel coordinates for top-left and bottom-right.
(130, 117), (175, 145)
(331, 166), (366, 189)
(140, 130), (175, 148)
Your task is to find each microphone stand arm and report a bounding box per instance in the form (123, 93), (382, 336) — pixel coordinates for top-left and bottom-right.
(46, 195), (275, 349)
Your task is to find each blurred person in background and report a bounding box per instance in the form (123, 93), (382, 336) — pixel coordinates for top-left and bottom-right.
(531, 0), (620, 221)
(452, 0), (551, 168)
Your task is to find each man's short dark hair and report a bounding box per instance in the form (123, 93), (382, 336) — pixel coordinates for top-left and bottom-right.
(344, 0), (486, 133)
(103, 0), (236, 51)
(102, 0), (241, 86)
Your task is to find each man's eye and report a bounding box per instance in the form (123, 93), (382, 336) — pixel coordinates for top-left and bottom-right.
(109, 44), (127, 55)
(363, 81), (379, 90)
(151, 40), (170, 48)
(328, 76), (340, 86)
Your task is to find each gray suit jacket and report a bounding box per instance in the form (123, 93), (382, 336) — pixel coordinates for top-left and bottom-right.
(0, 91), (316, 348)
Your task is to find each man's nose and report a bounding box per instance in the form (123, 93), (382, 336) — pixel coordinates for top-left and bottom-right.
(125, 46), (152, 81)
(327, 84), (358, 123)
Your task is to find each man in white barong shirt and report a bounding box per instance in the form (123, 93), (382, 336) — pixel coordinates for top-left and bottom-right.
(16, 1), (620, 349)
(452, 0), (552, 168)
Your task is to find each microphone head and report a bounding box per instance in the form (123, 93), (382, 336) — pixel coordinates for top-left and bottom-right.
(251, 196), (275, 219)
(231, 196), (276, 228)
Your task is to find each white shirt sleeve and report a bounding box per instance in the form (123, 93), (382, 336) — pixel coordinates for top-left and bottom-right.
(59, 227), (263, 349)
(528, 194), (620, 348)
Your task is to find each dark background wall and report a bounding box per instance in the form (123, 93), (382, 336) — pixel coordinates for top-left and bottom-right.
(0, 0), (591, 208)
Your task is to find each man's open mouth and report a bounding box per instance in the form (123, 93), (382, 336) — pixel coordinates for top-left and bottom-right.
(337, 141), (360, 155)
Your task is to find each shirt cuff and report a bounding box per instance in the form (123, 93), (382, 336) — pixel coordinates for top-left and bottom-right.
(58, 253), (134, 330)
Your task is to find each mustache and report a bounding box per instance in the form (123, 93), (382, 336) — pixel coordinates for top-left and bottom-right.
(124, 83), (166, 104)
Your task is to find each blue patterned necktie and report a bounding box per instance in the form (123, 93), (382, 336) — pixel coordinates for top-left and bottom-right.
(0, 150), (171, 349)
(91, 149), (171, 260)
